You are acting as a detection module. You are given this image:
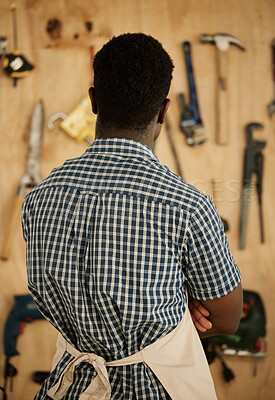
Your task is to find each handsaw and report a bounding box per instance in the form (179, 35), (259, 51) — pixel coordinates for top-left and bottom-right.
(1, 100), (44, 260)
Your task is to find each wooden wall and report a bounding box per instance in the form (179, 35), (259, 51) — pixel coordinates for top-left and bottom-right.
(0, 0), (274, 398)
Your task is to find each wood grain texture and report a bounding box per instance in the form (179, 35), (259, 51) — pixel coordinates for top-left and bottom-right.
(0, 0), (274, 398)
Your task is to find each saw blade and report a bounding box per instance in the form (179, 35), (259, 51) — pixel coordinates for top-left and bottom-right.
(25, 100), (44, 185)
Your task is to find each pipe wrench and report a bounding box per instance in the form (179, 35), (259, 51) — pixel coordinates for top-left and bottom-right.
(239, 123), (266, 249)
(179, 42), (206, 146)
(1, 100), (44, 260)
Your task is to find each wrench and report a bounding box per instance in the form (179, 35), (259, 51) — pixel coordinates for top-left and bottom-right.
(179, 41), (206, 146)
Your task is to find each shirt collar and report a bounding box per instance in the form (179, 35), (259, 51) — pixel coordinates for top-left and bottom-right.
(86, 138), (160, 163)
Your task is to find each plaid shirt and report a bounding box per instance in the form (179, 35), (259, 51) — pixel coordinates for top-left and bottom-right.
(21, 138), (241, 399)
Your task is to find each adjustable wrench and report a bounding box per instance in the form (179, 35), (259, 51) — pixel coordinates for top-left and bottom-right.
(179, 41), (205, 146)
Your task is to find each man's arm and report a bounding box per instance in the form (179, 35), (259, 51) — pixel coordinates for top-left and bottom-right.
(189, 282), (243, 338)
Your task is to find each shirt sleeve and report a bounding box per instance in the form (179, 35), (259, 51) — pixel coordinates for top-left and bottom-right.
(21, 194), (30, 242)
(183, 195), (241, 301)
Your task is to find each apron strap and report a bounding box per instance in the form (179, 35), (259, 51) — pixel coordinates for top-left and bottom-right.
(47, 339), (144, 400)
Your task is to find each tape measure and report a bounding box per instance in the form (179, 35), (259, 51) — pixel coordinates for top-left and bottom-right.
(2, 51), (34, 78)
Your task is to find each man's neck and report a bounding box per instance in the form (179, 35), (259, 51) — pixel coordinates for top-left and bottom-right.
(95, 124), (154, 150)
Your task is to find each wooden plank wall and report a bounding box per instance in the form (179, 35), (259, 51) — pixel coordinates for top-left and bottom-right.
(0, 0), (274, 398)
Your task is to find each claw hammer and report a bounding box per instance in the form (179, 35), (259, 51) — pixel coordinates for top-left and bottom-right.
(200, 33), (245, 145)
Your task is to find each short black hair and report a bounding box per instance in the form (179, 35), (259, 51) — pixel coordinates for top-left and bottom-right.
(93, 33), (174, 132)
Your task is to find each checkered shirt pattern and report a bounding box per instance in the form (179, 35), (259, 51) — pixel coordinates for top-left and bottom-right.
(21, 138), (241, 399)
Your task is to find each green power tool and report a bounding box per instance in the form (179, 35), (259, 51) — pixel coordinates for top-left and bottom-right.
(202, 290), (267, 381)
(214, 290), (266, 351)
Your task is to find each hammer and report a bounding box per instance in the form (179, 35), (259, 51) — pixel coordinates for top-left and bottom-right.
(200, 33), (245, 145)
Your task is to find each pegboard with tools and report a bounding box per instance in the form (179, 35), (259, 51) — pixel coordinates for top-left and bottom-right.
(0, 1), (275, 399)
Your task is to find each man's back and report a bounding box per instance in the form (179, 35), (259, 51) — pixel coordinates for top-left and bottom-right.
(22, 138), (240, 399)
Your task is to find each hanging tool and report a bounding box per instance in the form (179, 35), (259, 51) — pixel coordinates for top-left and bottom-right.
(178, 41), (206, 146)
(1, 100), (44, 261)
(202, 290), (267, 379)
(0, 36), (8, 60)
(215, 290), (266, 352)
(2, 295), (44, 396)
(2, 3), (34, 86)
(216, 290), (268, 377)
(165, 117), (185, 179)
(47, 95), (96, 143)
(200, 33), (245, 145)
(216, 353), (235, 382)
(239, 123), (266, 249)
(48, 46), (96, 143)
(267, 39), (275, 119)
(0, 386), (7, 400)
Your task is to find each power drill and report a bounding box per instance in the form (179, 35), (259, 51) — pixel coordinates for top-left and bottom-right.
(2, 295), (44, 395)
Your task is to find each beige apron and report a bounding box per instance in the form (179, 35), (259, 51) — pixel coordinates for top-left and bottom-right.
(47, 307), (218, 400)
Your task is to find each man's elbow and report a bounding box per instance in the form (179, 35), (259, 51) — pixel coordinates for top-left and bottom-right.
(218, 317), (241, 335)
(208, 310), (242, 336)
(216, 288), (243, 335)
(201, 283), (243, 337)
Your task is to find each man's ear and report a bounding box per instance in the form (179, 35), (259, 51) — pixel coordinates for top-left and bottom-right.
(157, 98), (170, 124)
(89, 87), (98, 114)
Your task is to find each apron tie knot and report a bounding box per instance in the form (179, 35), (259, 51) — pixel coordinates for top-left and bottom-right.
(47, 352), (111, 400)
